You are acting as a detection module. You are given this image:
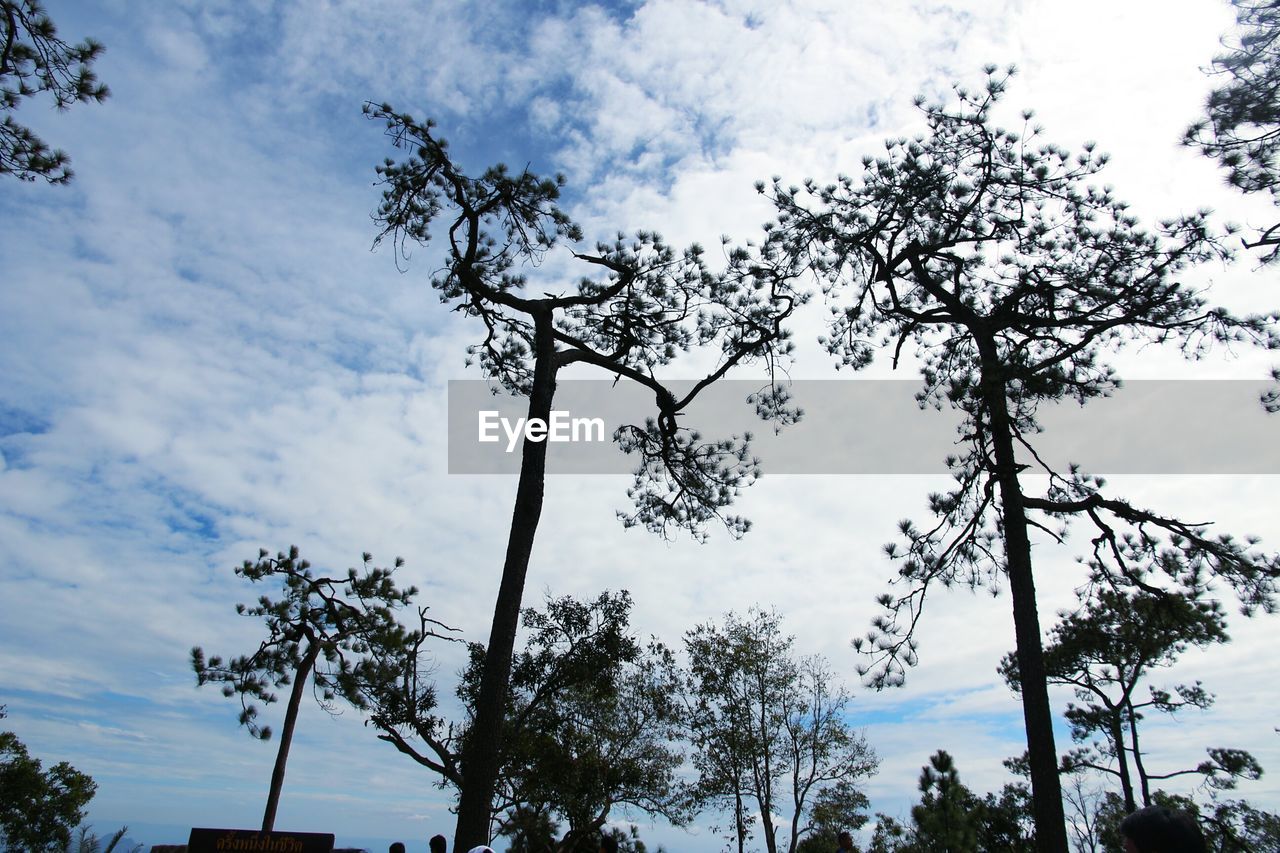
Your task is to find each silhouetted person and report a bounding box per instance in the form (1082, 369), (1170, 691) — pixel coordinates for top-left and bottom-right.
(836, 830), (855, 852)
(390, 843), (406, 853)
(429, 836), (447, 853)
(1119, 806), (1206, 853)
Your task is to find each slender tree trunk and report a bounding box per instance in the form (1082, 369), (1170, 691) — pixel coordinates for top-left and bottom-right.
(788, 770), (802, 853)
(454, 311), (558, 852)
(977, 345), (1069, 853)
(759, 810), (777, 853)
(754, 759), (778, 853)
(754, 670), (778, 853)
(262, 639), (320, 832)
(1110, 710), (1137, 813)
(1125, 703), (1151, 807)
(735, 787), (746, 853)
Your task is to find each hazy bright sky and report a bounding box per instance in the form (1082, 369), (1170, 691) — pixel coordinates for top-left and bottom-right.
(2, 1), (1278, 850)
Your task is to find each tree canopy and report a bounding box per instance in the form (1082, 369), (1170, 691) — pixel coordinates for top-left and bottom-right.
(863, 750), (1034, 853)
(911, 750), (981, 853)
(482, 591), (689, 851)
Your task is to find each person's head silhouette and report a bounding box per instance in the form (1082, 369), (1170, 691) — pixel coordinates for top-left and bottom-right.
(1119, 806), (1206, 853)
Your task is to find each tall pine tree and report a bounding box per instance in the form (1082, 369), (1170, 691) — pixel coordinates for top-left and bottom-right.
(762, 68), (1280, 852)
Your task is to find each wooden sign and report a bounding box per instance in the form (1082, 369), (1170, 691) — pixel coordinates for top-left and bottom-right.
(187, 828), (335, 853)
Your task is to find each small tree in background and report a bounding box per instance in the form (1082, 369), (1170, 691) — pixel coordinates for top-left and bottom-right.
(795, 779), (874, 853)
(0, 706), (97, 852)
(865, 752), (1032, 853)
(762, 67), (1280, 851)
(1060, 770), (1113, 853)
(866, 814), (912, 853)
(365, 102), (802, 850)
(684, 609), (877, 853)
(910, 750), (979, 853)
(1, 0), (109, 183)
(1201, 798), (1280, 851)
(191, 547), (442, 831)
(975, 778), (1036, 853)
(685, 609), (792, 853)
(482, 591), (689, 851)
(1000, 586), (1261, 814)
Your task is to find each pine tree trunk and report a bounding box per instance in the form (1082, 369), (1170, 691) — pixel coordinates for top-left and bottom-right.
(454, 311), (557, 851)
(1110, 711), (1137, 813)
(978, 347), (1069, 853)
(1125, 703), (1152, 807)
(262, 639), (320, 832)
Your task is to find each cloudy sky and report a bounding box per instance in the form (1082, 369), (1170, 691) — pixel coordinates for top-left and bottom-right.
(2, 0), (1278, 849)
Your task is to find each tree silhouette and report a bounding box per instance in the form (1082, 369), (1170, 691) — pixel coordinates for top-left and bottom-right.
(365, 103), (801, 850)
(351, 590), (689, 851)
(762, 67), (1280, 852)
(1186, 0), (1280, 261)
(191, 547), (442, 831)
(1201, 797), (1280, 851)
(481, 591), (689, 850)
(975, 780), (1036, 853)
(867, 813), (912, 853)
(62, 824), (139, 853)
(911, 750), (979, 853)
(1000, 587), (1262, 813)
(0, 706), (97, 852)
(1, 0), (108, 183)
(862, 753), (1033, 853)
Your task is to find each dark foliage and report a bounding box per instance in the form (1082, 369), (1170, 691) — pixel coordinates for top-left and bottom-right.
(0, 707), (97, 852)
(1, 0), (108, 183)
(911, 750), (979, 852)
(864, 750), (1033, 853)
(1201, 797), (1280, 851)
(1187, 0), (1280, 260)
